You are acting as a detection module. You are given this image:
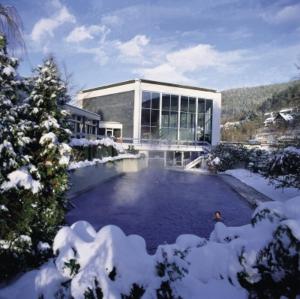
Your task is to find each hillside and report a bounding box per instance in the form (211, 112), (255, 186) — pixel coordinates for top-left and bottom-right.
(221, 81), (297, 122)
(221, 80), (300, 144)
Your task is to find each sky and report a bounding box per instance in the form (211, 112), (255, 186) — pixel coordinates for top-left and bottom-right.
(4, 0), (300, 94)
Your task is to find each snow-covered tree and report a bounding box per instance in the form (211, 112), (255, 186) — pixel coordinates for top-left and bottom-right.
(0, 34), (41, 282)
(263, 148), (300, 189)
(24, 57), (72, 250)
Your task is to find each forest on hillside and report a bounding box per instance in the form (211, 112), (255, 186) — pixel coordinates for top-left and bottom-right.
(221, 80), (300, 143)
(221, 81), (299, 122)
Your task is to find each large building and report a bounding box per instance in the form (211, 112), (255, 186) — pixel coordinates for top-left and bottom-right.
(77, 79), (221, 167)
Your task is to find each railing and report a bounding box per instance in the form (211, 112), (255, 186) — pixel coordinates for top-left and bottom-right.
(121, 137), (211, 149)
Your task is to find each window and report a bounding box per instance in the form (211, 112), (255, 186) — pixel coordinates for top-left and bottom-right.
(179, 96), (196, 141)
(141, 91), (160, 139)
(161, 94), (179, 140)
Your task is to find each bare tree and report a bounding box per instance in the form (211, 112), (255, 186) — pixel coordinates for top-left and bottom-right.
(0, 4), (25, 51)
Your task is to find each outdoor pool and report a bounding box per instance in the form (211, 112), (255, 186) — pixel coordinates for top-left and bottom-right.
(66, 168), (253, 253)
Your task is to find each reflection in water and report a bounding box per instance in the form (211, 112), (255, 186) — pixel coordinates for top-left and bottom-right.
(67, 168), (253, 253)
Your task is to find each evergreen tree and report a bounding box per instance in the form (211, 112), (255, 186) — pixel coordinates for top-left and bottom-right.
(25, 57), (72, 253)
(0, 34), (35, 281)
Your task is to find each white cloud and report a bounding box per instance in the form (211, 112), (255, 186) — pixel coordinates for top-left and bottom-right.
(66, 25), (110, 43)
(31, 5), (76, 41)
(136, 43), (248, 84)
(101, 15), (121, 26)
(117, 35), (150, 58)
(262, 3), (300, 24)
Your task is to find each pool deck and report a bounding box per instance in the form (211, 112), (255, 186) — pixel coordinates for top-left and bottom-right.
(219, 173), (271, 207)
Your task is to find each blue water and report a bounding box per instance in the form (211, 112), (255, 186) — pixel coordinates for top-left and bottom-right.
(66, 168), (253, 253)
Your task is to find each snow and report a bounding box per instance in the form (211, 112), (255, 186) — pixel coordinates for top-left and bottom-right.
(70, 137), (125, 153)
(224, 169), (299, 201)
(0, 167), (42, 194)
(68, 154), (141, 170)
(0, 205), (8, 211)
(39, 132), (58, 145)
(58, 143), (72, 166)
(1, 196), (300, 298)
(3, 65), (15, 77)
(284, 146), (300, 154)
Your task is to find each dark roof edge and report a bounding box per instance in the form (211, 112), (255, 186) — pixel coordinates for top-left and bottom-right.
(140, 79), (217, 93)
(81, 79), (217, 93)
(81, 80), (136, 93)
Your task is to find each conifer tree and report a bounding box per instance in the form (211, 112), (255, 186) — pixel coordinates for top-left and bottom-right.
(0, 34), (35, 281)
(25, 57), (72, 250)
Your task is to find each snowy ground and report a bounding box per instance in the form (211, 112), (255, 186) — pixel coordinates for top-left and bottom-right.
(225, 168), (300, 201)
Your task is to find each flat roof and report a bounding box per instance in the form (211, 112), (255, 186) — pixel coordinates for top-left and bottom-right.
(81, 79), (217, 93)
(64, 103), (100, 118)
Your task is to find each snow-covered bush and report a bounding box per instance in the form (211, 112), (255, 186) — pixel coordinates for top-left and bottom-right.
(70, 138), (120, 163)
(263, 147), (300, 189)
(207, 144), (249, 172)
(237, 198), (300, 298)
(2, 197), (299, 298)
(246, 147), (270, 174)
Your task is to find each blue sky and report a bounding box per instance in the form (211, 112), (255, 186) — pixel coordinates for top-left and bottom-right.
(5, 0), (300, 93)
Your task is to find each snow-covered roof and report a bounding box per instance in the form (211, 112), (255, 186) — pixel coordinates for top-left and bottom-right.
(264, 117), (274, 124)
(277, 113), (293, 121)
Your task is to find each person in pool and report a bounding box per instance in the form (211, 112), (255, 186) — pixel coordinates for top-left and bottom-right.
(214, 211), (222, 222)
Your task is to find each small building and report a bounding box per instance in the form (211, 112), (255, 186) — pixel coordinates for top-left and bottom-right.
(64, 104), (101, 139)
(77, 79), (221, 167)
(274, 112), (293, 126)
(64, 103), (123, 140)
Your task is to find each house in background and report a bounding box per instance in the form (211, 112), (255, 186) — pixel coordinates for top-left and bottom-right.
(77, 79), (221, 167)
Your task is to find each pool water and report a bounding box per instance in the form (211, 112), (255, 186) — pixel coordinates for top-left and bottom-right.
(66, 168), (253, 253)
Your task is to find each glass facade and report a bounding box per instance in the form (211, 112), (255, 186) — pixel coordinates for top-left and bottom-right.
(141, 91), (160, 139)
(141, 91), (213, 143)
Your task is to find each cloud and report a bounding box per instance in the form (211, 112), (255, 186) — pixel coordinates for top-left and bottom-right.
(101, 14), (121, 26)
(66, 25), (110, 43)
(31, 4), (76, 41)
(136, 43), (248, 84)
(116, 35), (150, 58)
(262, 3), (300, 24)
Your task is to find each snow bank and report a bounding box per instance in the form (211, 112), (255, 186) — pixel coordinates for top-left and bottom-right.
(0, 167), (42, 194)
(70, 137), (125, 153)
(225, 169), (299, 201)
(68, 154), (141, 170)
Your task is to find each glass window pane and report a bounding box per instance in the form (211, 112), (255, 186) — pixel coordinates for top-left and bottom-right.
(141, 126), (151, 139)
(205, 99), (213, 114)
(171, 95), (178, 111)
(141, 108), (151, 126)
(161, 110), (169, 127)
(151, 126), (159, 139)
(180, 112), (187, 128)
(142, 91), (151, 108)
(189, 97), (196, 113)
(181, 96), (188, 112)
(151, 109), (159, 127)
(152, 93), (160, 110)
(162, 94), (170, 110)
(187, 113), (195, 129)
(198, 99), (205, 113)
(169, 112), (178, 128)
